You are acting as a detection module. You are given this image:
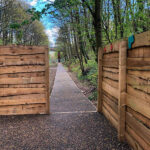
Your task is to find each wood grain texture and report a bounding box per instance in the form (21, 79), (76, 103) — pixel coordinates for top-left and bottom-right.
(0, 88), (45, 97)
(0, 46), (49, 115)
(0, 72), (45, 78)
(103, 77), (118, 89)
(126, 93), (150, 119)
(0, 77), (45, 85)
(102, 93), (118, 114)
(103, 100), (118, 121)
(103, 52), (119, 59)
(125, 132), (143, 150)
(131, 31), (150, 48)
(102, 106), (118, 129)
(0, 84), (45, 88)
(127, 85), (150, 104)
(103, 71), (119, 81)
(128, 70), (150, 79)
(126, 112), (150, 145)
(45, 47), (50, 114)
(126, 125), (150, 150)
(128, 47), (150, 58)
(103, 67), (119, 73)
(97, 48), (103, 112)
(102, 81), (119, 99)
(0, 65), (45, 75)
(118, 40), (127, 141)
(0, 46), (45, 56)
(127, 107), (150, 128)
(0, 104), (46, 115)
(0, 54), (45, 66)
(103, 58), (119, 68)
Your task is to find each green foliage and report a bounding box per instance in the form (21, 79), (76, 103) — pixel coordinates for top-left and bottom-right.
(88, 91), (97, 101)
(10, 23), (21, 29)
(0, 0), (49, 46)
(69, 59), (98, 100)
(85, 60), (98, 86)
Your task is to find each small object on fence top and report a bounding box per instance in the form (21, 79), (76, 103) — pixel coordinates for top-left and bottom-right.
(104, 47), (106, 52)
(110, 44), (113, 51)
(128, 35), (135, 49)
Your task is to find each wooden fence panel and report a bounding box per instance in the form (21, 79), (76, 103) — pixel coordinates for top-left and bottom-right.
(98, 31), (150, 149)
(98, 41), (120, 129)
(126, 32), (150, 149)
(0, 46), (50, 115)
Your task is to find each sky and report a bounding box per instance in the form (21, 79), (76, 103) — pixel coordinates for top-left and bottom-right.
(26, 0), (59, 47)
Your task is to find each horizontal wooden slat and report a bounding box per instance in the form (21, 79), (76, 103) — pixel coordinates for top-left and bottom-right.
(103, 52), (119, 59)
(0, 84), (45, 88)
(0, 94), (45, 100)
(103, 77), (118, 89)
(103, 67), (119, 73)
(103, 90), (118, 104)
(131, 85), (150, 94)
(128, 70), (150, 79)
(126, 125), (150, 150)
(0, 46), (46, 56)
(0, 77), (45, 85)
(128, 47), (150, 58)
(0, 98), (46, 106)
(103, 58), (119, 68)
(126, 93), (150, 119)
(0, 104), (46, 115)
(125, 132), (143, 150)
(0, 57), (45, 66)
(102, 81), (119, 99)
(126, 112), (150, 148)
(0, 72), (45, 78)
(0, 88), (45, 97)
(102, 93), (118, 114)
(0, 54), (44, 59)
(131, 31), (150, 48)
(127, 75), (150, 93)
(127, 85), (150, 103)
(127, 107), (150, 128)
(103, 71), (118, 81)
(0, 65), (45, 75)
(127, 58), (150, 67)
(103, 100), (118, 121)
(128, 66), (150, 70)
(127, 74), (148, 86)
(102, 106), (118, 129)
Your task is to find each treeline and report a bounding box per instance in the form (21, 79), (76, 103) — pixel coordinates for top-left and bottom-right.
(0, 0), (49, 45)
(50, 0), (150, 75)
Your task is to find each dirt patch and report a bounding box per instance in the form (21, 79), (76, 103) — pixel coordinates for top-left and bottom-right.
(68, 71), (97, 107)
(50, 67), (57, 94)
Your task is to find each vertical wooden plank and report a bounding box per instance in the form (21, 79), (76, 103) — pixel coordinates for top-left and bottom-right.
(118, 40), (127, 141)
(97, 48), (103, 112)
(45, 47), (50, 114)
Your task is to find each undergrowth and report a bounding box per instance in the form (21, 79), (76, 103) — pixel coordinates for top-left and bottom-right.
(64, 59), (98, 101)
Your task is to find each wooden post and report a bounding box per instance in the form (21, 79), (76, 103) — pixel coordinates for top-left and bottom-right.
(97, 48), (103, 112)
(118, 40), (127, 141)
(45, 47), (50, 114)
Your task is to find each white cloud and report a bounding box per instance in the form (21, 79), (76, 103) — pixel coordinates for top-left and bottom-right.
(29, 0), (55, 6)
(45, 27), (59, 47)
(30, 0), (38, 6)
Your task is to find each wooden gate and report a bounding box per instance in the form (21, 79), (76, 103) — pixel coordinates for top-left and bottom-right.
(0, 46), (50, 115)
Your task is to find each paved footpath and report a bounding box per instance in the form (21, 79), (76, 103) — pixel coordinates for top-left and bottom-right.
(0, 64), (130, 150)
